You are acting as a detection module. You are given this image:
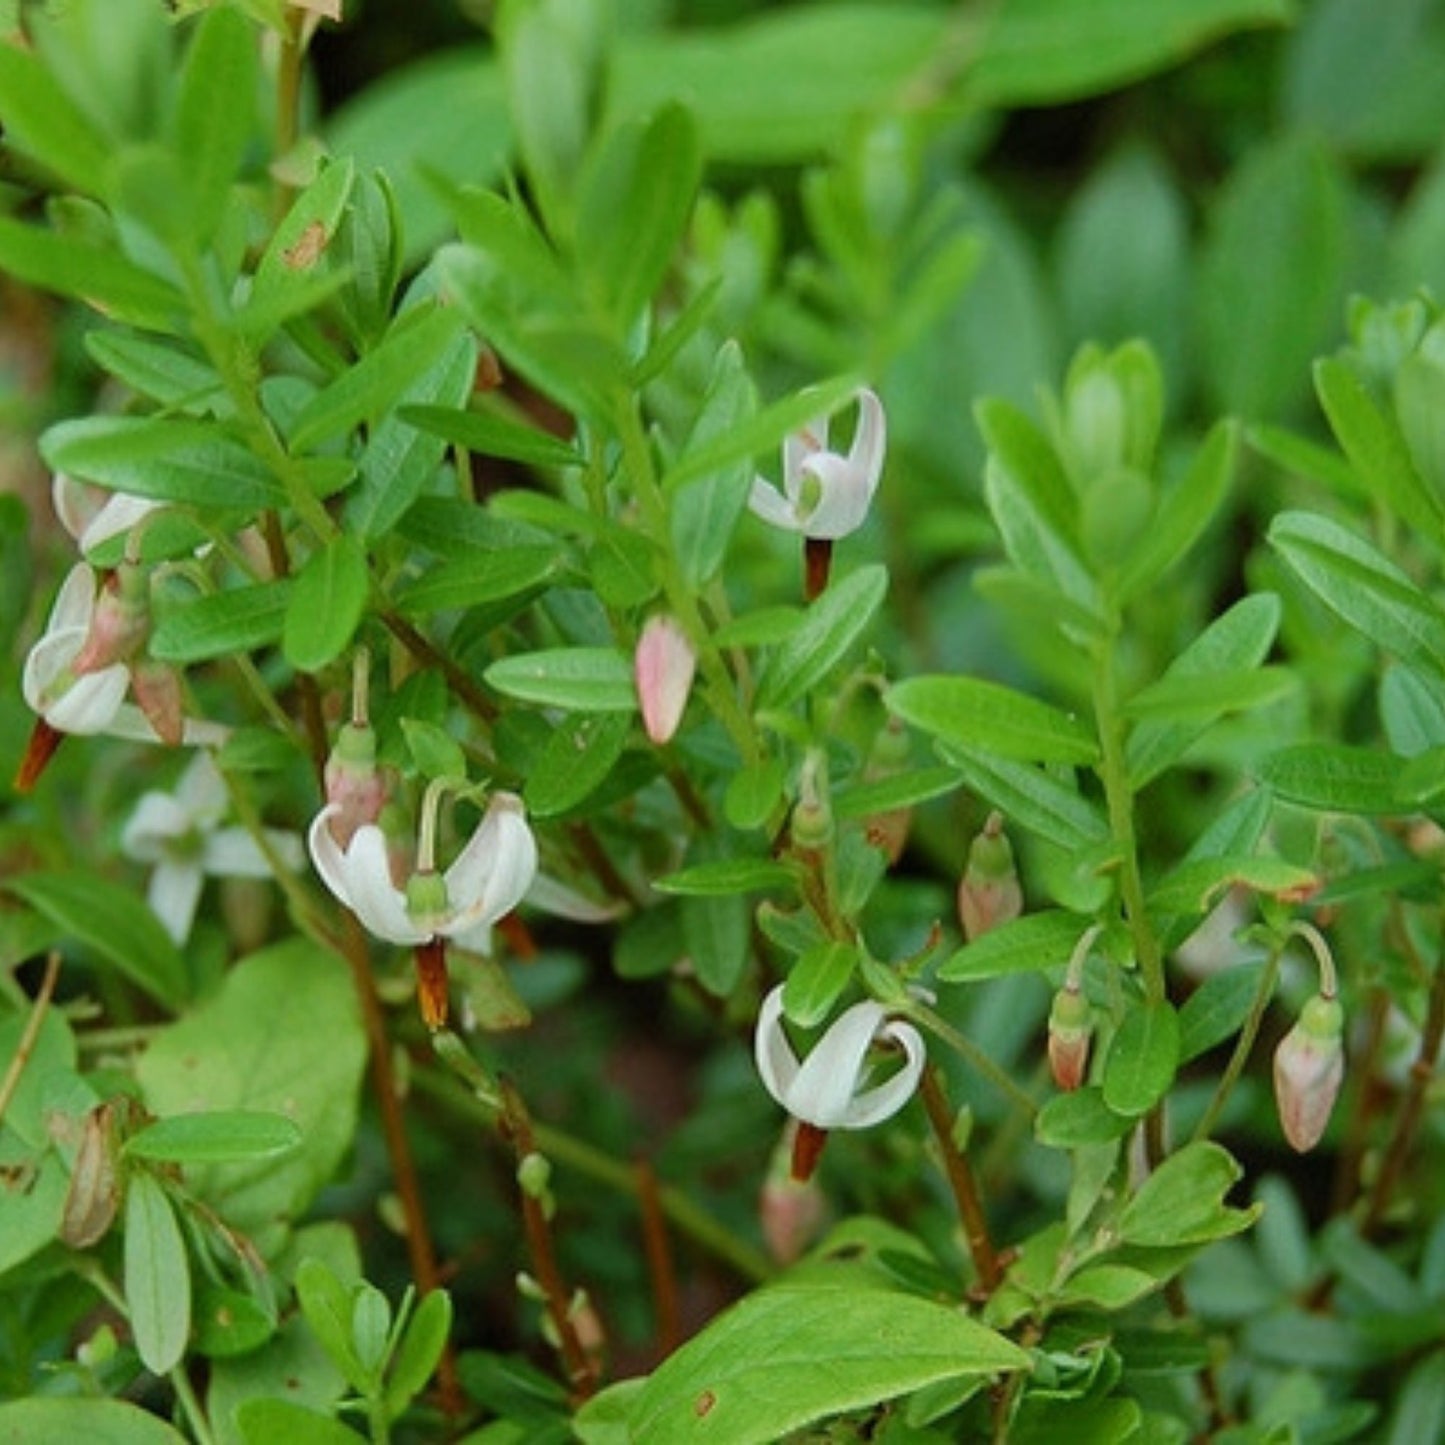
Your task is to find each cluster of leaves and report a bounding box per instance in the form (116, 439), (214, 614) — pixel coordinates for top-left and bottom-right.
(0, 1), (1443, 1443)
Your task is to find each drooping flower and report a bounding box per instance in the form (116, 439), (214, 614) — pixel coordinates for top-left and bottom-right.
(634, 614), (696, 745)
(1274, 992), (1345, 1152)
(747, 388), (886, 541)
(122, 753), (304, 944)
(754, 985), (925, 1133)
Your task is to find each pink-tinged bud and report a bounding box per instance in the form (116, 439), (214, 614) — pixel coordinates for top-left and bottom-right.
(760, 1173), (826, 1264)
(1047, 984), (1093, 1091)
(324, 721), (387, 849)
(130, 660), (184, 746)
(790, 751), (833, 850)
(957, 812), (1022, 942)
(634, 614), (696, 745)
(70, 566), (150, 676)
(863, 717), (912, 864)
(1274, 993), (1345, 1152)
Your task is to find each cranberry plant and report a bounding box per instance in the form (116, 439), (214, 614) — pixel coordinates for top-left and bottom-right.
(1, 1), (1443, 1442)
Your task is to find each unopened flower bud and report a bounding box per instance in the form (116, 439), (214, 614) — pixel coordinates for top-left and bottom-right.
(634, 614), (696, 745)
(760, 1173), (826, 1264)
(1274, 993), (1345, 1152)
(70, 565), (149, 676)
(863, 717), (912, 864)
(324, 720), (387, 848)
(957, 812), (1022, 941)
(1047, 983), (1093, 1091)
(790, 751), (833, 850)
(130, 659), (185, 745)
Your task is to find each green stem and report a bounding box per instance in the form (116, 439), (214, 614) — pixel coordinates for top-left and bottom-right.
(1191, 944), (1285, 1145)
(910, 1004), (1038, 1116)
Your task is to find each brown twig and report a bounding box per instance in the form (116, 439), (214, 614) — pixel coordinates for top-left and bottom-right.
(635, 1157), (681, 1359)
(0, 952), (62, 1126)
(919, 1065), (1000, 1293)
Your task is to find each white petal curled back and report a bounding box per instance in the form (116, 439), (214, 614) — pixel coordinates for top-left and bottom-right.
(753, 985), (925, 1131)
(443, 792), (539, 938)
(308, 805), (428, 946)
(23, 627), (130, 735)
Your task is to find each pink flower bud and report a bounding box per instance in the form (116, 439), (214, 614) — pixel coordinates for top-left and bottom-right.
(1047, 984), (1093, 1091)
(957, 812), (1022, 942)
(634, 614), (696, 745)
(760, 1173), (826, 1264)
(1274, 994), (1345, 1152)
(324, 721), (388, 848)
(70, 567), (149, 676)
(130, 660), (184, 746)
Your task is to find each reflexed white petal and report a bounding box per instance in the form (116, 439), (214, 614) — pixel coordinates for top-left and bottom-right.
(782, 414), (829, 494)
(747, 478), (802, 532)
(122, 791), (192, 861)
(148, 859), (205, 944)
(174, 752), (228, 826)
(845, 390), (886, 496)
(53, 474), (101, 545)
(837, 1018), (925, 1128)
(753, 986), (801, 1106)
(444, 793), (539, 936)
(80, 493), (161, 554)
(524, 872), (625, 922)
(795, 452), (873, 540)
(308, 805), (356, 907)
(24, 628), (129, 734)
(203, 827), (298, 879)
(783, 998), (890, 1128)
(339, 824), (428, 944)
(49, 564), (99, 631)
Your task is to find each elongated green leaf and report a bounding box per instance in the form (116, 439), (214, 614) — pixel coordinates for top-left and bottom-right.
(284, 536), (370, 672)
(1035, 1088), (1132, 1147)
(1127, 593), (1282, 787)
(940, 910), (1088, 982)
(41, 416), (285, 510)
(0, 1399), (189, 1445)
(151, 581), (292, 664)
(85, 332), (224, 412)
(484, 648), (636, 711)
(1247, 421), (1363, 498)
(629, 1283), (1027, 1443)
(1257, 743), (1410, 815)
(1270, 510), (1445, 680)
(0, 41), (112, 196)
(1118, 1140), (1259, 1247)
(940, 746), (1109, 852)
(525, 711), (634, 818)
(124, 1111), (302, 1165)
(399, 403), (582, 468)
(682, 890), (750, 996)
(1147, 855), (1317, 919)
(5, 872), (186, 1009)
(888, 675), (1098, 766)
(171, 6), (256, 244)
(125, 1170), (191, 1375)
(385, 1290), (454, 1418)
(782, 942), (859, 1027)
(0, 217), (182, 328)
(290, 305), (466, 453)
(1124, 665), (1295, 722)
(832, 766), (963, 821)
(251, 157), (356, 312)
(1178, 962), (1267, 1065)
(760, 564), (888, 709)
(577, 103), (700, 328)
(397, 548), (562, 616)
(1315, 354), (1445, 545)
(1102, 1000), (1179, 1116)
(654, 858), (795, 897)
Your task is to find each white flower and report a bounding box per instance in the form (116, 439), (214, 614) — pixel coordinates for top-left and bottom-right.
(748, 389), (887, 541)
(308, 791), (538, 952)
(53, 474), (162, 556)
(754, 984), (925, 1130)
(21, 565), (224, 745)
(122, 753), (304, 943)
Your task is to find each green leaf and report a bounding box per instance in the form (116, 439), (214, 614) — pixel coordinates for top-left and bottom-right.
(525, 712), (633, 818)
(783, 942), (859, 1027)
(1118, 1140), (1259, 1247)
(283, 536), (370, 673)
(1248, 420), (1363, 497)
(1396, 353), (1445, 507)
(290, 305), (466, 453)
(1269, 510), (1445, 680)
(654, 858), (795, 897)
(682, 890), (750, 996)
(1315, 354), (1445, 545)
(235, 1399), (366, 1445)
(136, 938), (367, 1242)
(832, 766), (963, 821)
(0, 217), (182, 327)
(1146, 855), (1318, 918)
(939, 910), (1088, 982)
(124, 1111), (303, 1165)
(760, 564), (888, 709)
(250, 158), (356, 319)
(170, 6), (257, 245)
(396, 548), (562, 616)
(888, 676), (1098, 766)
(124, 1170), (191, 1376)
(0, 40), (113, 196)
(294, 1257), (369, 1394)
(1257, 743), (1411, 815)
(40, 416), (286, 511)
(1178, 962), (1268, 1063)
(0, 1400), (189, 1445)
(724, 757), (788, 830)
(193, 1285), (276, 1359)
(628, 1283), (1028, 1442)
(85, 331), (224, 412)
(1124, 665), (1295, 722)
(576, 103), (700, 329)
(401, 719), (467, 782)
(385, 1289), (454, 1417)
(484, 648), (636, 712)
(1035, 1088), (1133, 1148)
(6, 872), (186, 1009)
(399, 403), (583, 468)
(1126, 593), (1283, 788)
(940, 747), (1109, 852)
(1102, 1000), (1179, 1116)
(151, 581), (292, 664)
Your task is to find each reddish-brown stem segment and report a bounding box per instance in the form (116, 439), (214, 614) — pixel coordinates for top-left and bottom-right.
(804, 537), (832, 601)
(919, 1066), (1001, 1292)
(636, 1157), (681, 1359)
